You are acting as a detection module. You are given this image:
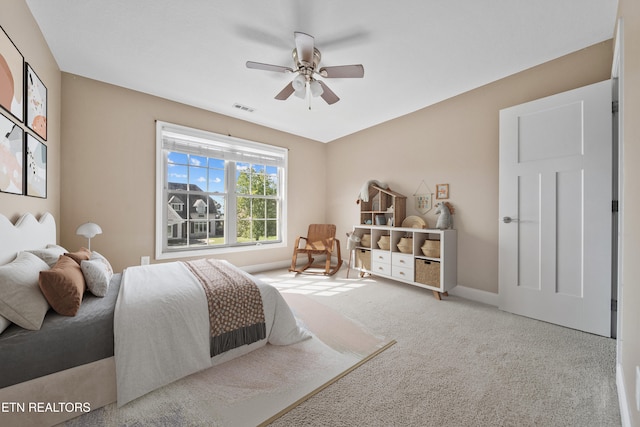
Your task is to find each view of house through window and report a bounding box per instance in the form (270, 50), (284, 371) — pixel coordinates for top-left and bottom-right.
(156, 122), (287, 257)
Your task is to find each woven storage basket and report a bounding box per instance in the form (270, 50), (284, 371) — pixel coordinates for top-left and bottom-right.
(421, 240), (440, 258)
(356, 249), (371, 271)
(377, 235), (390, 250)
(397, 237), (413, 253)
(415, 259), (440, 287)
(360, 234), (371, 248)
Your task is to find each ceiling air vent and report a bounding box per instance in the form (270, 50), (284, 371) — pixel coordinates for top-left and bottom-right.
(232, 103), (255, 113)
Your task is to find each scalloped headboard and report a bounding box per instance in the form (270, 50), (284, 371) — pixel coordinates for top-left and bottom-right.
(0, 213), (56, 265)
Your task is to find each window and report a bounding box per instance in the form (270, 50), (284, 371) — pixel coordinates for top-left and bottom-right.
(156, 121), (287, 259)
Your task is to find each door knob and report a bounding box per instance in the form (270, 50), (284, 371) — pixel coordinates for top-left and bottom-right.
(502, 216), (518, 223)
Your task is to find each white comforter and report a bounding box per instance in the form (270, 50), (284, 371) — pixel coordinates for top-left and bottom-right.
(114, 261), (310, 406)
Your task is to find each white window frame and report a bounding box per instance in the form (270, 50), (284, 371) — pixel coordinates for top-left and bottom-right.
(156, 121), (287, 260)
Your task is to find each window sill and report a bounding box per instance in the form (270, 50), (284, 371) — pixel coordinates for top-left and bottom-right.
(156, 240), (286, 260)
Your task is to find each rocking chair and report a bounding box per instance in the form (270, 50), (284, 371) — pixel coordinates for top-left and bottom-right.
(289, 224), (342, 275)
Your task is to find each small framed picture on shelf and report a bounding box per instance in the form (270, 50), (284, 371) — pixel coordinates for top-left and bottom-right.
(436, 183), (449, 199)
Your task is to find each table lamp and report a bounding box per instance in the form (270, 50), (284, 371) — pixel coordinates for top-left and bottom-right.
(76, 222), (102, 251)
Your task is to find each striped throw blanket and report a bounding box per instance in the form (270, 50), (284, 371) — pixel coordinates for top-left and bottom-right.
(183, 258), (266, 356)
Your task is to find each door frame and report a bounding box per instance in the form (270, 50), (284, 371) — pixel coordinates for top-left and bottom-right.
(611, 15), (624, 374)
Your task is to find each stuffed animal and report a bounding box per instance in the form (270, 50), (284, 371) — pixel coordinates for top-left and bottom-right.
(435, 202), (454, 229)
(346, 232), (361, 251)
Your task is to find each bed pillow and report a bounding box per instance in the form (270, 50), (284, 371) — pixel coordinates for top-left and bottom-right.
(81, 252), (114, 297)
(39, 255), (86, 316)
(64, 247), (92, 265)
(0, 251), (51, 330)
(91, 251), (113, 274)
(0, 315), (11, 334)
(26, 244), (68, 268)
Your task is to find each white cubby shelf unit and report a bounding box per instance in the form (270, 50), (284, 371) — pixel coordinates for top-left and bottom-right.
(351, 225), (457, 300)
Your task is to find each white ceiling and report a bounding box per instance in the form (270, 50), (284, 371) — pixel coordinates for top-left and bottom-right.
(26, 0), (618, 143)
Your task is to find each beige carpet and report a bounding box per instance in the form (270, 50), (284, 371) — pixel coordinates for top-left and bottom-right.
(62, 292), (394, 427)
(257, 267), (621, 427)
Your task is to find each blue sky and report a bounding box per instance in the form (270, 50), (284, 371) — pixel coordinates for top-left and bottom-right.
(167, 152), (278, 194)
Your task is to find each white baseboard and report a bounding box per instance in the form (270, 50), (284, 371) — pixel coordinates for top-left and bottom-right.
(244, 260), (501, 308)
(448, 285), (499, 307)
(617, 363), (633, 427)
(242, 255), (340, 275)
(240, 260), (291, 274)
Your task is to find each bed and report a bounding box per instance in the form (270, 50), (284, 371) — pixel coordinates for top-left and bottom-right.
(0, 212), (309, 426)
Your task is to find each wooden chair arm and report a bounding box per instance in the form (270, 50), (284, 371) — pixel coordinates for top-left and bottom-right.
(293, 236), (308, 249)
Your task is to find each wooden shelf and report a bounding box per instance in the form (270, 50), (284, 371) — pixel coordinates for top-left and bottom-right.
(358, 185), (406, 227)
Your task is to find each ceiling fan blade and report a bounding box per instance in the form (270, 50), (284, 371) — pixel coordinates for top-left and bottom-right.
(319, 64), (364, 78)
(246, 61), (293, 73)
(275, 82), (295, 100)
(317, 81), (340, 105)
(294, 31), (314, 64)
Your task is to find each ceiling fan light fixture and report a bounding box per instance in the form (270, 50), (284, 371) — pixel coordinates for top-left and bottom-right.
(292, 74), (306, 92)
(309, 79), (324, 97)
(294, 86), (306, 99)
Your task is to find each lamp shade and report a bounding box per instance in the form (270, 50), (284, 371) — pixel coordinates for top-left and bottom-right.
(292, 74), (306, 91)
(309, 80), (324, 97)
(76, 222), (102, 239)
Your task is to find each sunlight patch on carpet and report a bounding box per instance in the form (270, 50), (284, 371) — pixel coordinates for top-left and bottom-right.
(258, 270), (377, 297)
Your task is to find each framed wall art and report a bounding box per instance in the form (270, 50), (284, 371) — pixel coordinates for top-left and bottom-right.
(436, 183), (449, 199)
(26, 133), (46, 198)
(0, 111), (24, 194)
(0, 26), (24, 122)
(26, 63), (47, 140)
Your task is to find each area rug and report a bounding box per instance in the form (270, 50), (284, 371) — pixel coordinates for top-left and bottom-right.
(63, 294), (395, 427)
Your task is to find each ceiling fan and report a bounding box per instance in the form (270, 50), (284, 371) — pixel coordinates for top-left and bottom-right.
(246, 31), (364, 106)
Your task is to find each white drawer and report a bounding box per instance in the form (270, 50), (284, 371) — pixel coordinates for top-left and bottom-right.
(371, 250), (391, 265)
(392, 265), (414, 281)
(372, 261), (391, 276)
(392, 252), (413, 268)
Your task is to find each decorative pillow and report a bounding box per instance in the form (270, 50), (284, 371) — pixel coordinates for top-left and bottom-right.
(0, 315), (11, 334)
(39, 255), (86, 316)
(0, 251), (51, 330)
(81, 256), (113, 297)
(91, 251), (113, 275)
(26, 244), (68, 268)
(64, 247), (91, 265)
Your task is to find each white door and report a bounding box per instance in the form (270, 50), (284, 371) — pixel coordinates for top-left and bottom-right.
(499, 80), (612, 337)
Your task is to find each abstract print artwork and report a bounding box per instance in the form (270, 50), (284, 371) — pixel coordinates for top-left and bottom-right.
(26, 64), (47, 140)
(0, 26), (24, 122)
(26, 134), (46, 198)
(0, 112), (24, 194)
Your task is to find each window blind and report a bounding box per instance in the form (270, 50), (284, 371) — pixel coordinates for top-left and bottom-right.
(159, 122), (287, 168)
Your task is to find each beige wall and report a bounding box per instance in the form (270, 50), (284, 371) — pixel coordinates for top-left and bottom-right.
(326, 41), (613, 294)
(0, 0), (61, 228)
(60, 74), (326, 272)
(617, 1), (640, 425)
